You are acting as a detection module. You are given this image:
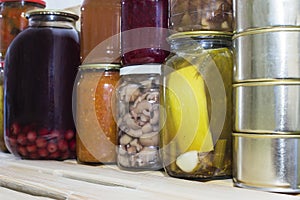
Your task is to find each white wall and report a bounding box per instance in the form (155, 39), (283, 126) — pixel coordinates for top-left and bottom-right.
(44, 0), (83, 9)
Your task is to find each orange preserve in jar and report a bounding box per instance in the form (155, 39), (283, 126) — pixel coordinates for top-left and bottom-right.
(80, 0), (121, 64)
(0, 0), (46, 61)
(75, 64), (120, 164)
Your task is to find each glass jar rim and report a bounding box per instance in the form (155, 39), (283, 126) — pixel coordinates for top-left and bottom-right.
(120, 64), (161, 75)
(79, 63), (121, 70)
(0, 0), (46, 6)
(26, 9), (79, 21)
(168, 31), (233, 41)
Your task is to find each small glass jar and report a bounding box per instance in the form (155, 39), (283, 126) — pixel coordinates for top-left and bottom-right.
(121, 0), (169, 66)
(161, 32), (233, 180)
(4, 10), (80, 160)
(80, 0), (121, 64)
(0, 0), (46, 61)
(116, 64), (162, 170)
(0, 61), (5, 152)
(75, 64), (120, 164)
(169, 0), (233, 32)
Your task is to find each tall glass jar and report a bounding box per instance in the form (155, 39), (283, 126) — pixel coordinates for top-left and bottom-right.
(161, 32), (233, 180)
(169, 0), (233, 32)
(121, 0), (169, 66)
(0, 0), (46, 61)
(4, 10), (80, 160)
(80, 0), (121, 64)
(0, 61), (5, 152)
(116, 64), (162, 170)
(75, 64), (120, 164)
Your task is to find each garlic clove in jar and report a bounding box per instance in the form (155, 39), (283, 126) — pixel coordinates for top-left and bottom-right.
(176, 151), (200, 173)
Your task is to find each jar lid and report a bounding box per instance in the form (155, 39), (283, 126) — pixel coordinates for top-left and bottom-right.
(79, 63), (121, 70)
(0, 0), (46, 6)
(120, 64), (161, 75)
(26, 9), (79, 21)
(168, 31), (233, 41)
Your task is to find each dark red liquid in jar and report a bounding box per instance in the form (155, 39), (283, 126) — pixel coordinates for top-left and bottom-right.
(4, 26), (80, 160)
(121, 0), (169, 65)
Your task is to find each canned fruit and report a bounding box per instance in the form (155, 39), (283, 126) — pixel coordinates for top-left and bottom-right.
(5, 123), (76, 160)
(176, 151), (200, 173)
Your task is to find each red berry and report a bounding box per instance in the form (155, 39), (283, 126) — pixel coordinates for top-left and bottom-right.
(69, 139), (76, 152)
(38, 148), (48, 158)
(11, 123), (20, 135)
(47, 142), (58, 153)
(58, 139), (68, 152)
(26, 144), (37, 153)
(27, 131), (37, 143)
(17, 134), (27, 145)
(17, 146), (28, 156)
(49, 151), (60, 159)
(49, 130), (60, 139)
(8, 137), (17, 146)
(36, 137), (47, 148)
(29, 153), (39, 159)
(38, 128), (49, 136)
(64, 130), (75, 141)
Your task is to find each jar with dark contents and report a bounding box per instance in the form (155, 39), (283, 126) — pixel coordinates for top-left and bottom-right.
(121, 0), (169, 66)
(80, 0), (121, 64)
(161, 32), (233, 180)
(116, 65), (162, 170)
(0, 61), (5, 152)
(4, 10), (80, 160)
(169, 0), (233, 32)
(75, 64), (120, 164)
(0, 0), (46, 61)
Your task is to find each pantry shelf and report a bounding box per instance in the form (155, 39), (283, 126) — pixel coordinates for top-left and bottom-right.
(0, 152), (299, 200)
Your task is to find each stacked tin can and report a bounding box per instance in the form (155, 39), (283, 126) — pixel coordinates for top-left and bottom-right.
(233, 0), (300, 193)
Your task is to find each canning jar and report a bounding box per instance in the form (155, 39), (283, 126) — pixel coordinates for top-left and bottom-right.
(161, 32), (233, 180)
(75, 64), (120, 164)
(121, 0), (169, 66)
(4, 10), (80, 160)
(0, 61), (5, 152)
(80, 0), (121, 64)
(169, 0), (233, 32)
(116, 64), (162, 170)
(0, 0), (46, 61)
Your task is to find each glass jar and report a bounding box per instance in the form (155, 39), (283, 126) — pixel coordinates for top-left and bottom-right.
(4, 10), (80, 160)
(121, 0), (169, 66)
(0, 61), (5, 152)
(0, 0), (46, 61)
(116, 64), (162, 170)
(75, 64), (120, 164)
(80, 0), (121, 64)
(169, 0), (233, 32)
(161, 32), (233, 180)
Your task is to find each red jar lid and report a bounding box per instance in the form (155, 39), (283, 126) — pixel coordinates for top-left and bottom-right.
(0, 0), (46, 6)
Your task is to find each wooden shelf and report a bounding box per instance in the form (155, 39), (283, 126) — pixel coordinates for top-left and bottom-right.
(0, 152), (299, 200)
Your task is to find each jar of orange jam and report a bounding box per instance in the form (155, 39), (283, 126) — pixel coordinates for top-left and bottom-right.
(75, 64), (120, 164)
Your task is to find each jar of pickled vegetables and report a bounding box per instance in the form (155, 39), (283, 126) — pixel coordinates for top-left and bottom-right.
(76, 64), (120, 164)
(121, 0), (169, 66)
(116, 64), (162, 170)
(4, 10), (80, 160)
(169, 0), (233, 32)
(80, 0), (121, 64)
(161, 31), (233, 180)
(0, 0), (46, 61)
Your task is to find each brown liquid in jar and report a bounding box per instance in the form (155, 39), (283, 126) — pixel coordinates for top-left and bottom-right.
(80, 0), (121, 64)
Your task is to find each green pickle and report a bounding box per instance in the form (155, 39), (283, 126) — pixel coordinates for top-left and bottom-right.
(161, 32), (233, 180)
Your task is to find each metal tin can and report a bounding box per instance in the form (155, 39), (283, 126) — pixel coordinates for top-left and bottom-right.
(75, 64), (120, 164)
(161, 32), (233, 180)
(233, 81), (300, 134)
(233, 133), (300, 193)
(234, 0), (300, 33)
(116, 64), (162, 170)
(233, 27), (300, 83)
